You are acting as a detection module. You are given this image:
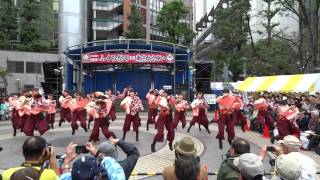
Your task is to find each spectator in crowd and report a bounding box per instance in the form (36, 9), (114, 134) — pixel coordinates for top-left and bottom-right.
(271, 135), (318, 180)
(274, 153), (302, 180)
(94, 138), (140, 179)
(163, 137), (208, 180)
(59, 146), (125, 180)
(9, 167), (40, 180)
(233, 153), (264, 180)
(2, 136), (59, 180)
(217, 138), (251, 180)
(60, 138), (139, 180)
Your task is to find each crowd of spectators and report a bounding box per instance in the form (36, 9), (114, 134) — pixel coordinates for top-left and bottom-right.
(0, 135), (318, 180)
(1, 136), (139, 180)
(243, 92), (320, 151)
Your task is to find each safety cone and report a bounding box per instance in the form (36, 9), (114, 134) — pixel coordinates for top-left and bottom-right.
(262, 126), (271, 138)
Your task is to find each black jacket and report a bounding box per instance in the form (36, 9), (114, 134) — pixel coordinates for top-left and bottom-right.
(117, 140), (140, 179)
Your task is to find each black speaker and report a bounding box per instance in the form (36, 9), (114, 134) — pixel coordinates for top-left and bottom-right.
(41, 62), (62, 99)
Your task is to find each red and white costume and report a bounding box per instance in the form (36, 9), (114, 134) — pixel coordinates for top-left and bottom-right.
(146, 92), (158, 129)
(88, 98), (115, 142)
(45, 99), (56, 128)
(275, 105), (300, 140)
(59, 95), (72, 124)
(120, 95), (143, 134)
(254, 97), (273, 129)
(153, 95), (175, 143)
(173, 99), (189, 129)
(69, 97), (89, 134)
(23, 95), (48, 136)
(189, 98), (210, 131)
(232, 95), (249, 132)
(216, 93), (236, 141)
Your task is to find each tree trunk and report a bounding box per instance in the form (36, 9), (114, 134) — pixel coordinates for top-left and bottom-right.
(267, 0), (272, 46)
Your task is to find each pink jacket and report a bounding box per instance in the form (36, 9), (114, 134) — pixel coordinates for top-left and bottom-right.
(175, 100), (189, 112)
(191, 99), (208, 116)
(146, 93), (157, 108)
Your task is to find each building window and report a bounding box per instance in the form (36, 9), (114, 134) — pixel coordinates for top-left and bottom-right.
(7, 61), (24, 73)
(26, 62), (42, 74)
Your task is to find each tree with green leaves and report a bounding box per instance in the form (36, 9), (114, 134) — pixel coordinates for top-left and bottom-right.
(277, 0), (319, 67)
(156, 0), (195, 45)
(211, 0), (251, 80)
(258, 0), (281, 46)
(124, 4), (145, 39)
(213, 0), (251, 51)
(19, 0), (52, 51)
(0, 0), (17, 49)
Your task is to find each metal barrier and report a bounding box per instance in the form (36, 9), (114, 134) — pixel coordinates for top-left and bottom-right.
(129, 172), (320, 177)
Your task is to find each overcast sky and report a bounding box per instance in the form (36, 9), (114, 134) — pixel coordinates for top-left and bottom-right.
(195, 0), (216, 22)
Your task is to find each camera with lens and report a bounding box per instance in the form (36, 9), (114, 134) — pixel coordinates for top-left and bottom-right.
(221, 151), (231, 160)
(75, 145), (89, 154)
(269, 159), (276, 166)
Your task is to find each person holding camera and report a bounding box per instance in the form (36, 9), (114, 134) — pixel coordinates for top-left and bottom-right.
(266, 135), (318, 180)
(59, 142), (126, 180)
(233, 153), (265, 180)
(217, 138), (251, 180)
(2, 136), (59, 180)
(162, 137), (208, 180)
(61, 138), (139, 180)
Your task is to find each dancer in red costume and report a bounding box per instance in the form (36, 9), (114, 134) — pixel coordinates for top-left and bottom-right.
(105, 89), (118, 121)
(69, 92), (89, 135)
(86, 92), (96, 129)
(173, 93), (189, 129)
(146, 89), (158, 131)
(9, 95), (20, 136)
(120, 90), (144, 141)
(232, 94), (249, 132)
(23, 88), (48, 136)
(216, 89), (236, 149)
(88, 95), (116, 142)
(272, 100), (300, 143)
(15, 90), (31, 135)
(187, 92), (211, 134)
(58, 90), (72, 126)
(45, 94), (56, 129)
(254, 95), (274, 135)
(151, 90), (175, 152)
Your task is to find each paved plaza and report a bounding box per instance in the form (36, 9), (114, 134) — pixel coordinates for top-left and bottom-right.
(0, 112), (319, 179)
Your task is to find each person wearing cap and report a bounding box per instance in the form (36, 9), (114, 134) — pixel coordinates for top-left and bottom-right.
(217, 138), (251, 180)
(86, 138), (140, 179)
(270, 135), (318, 180)
(233, 153), (264, 180)
(162, 137), (208, 180)
(273, 153), (302, 180)
(60, 143), (125, 180)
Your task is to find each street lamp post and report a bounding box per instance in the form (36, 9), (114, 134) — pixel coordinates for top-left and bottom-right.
(16, 79), (20, 94)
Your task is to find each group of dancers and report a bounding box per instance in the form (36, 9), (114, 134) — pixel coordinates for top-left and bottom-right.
(7, 86), (303, 152)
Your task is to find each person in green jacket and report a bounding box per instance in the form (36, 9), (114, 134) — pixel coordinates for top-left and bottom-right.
(217, 138), (251, 180)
